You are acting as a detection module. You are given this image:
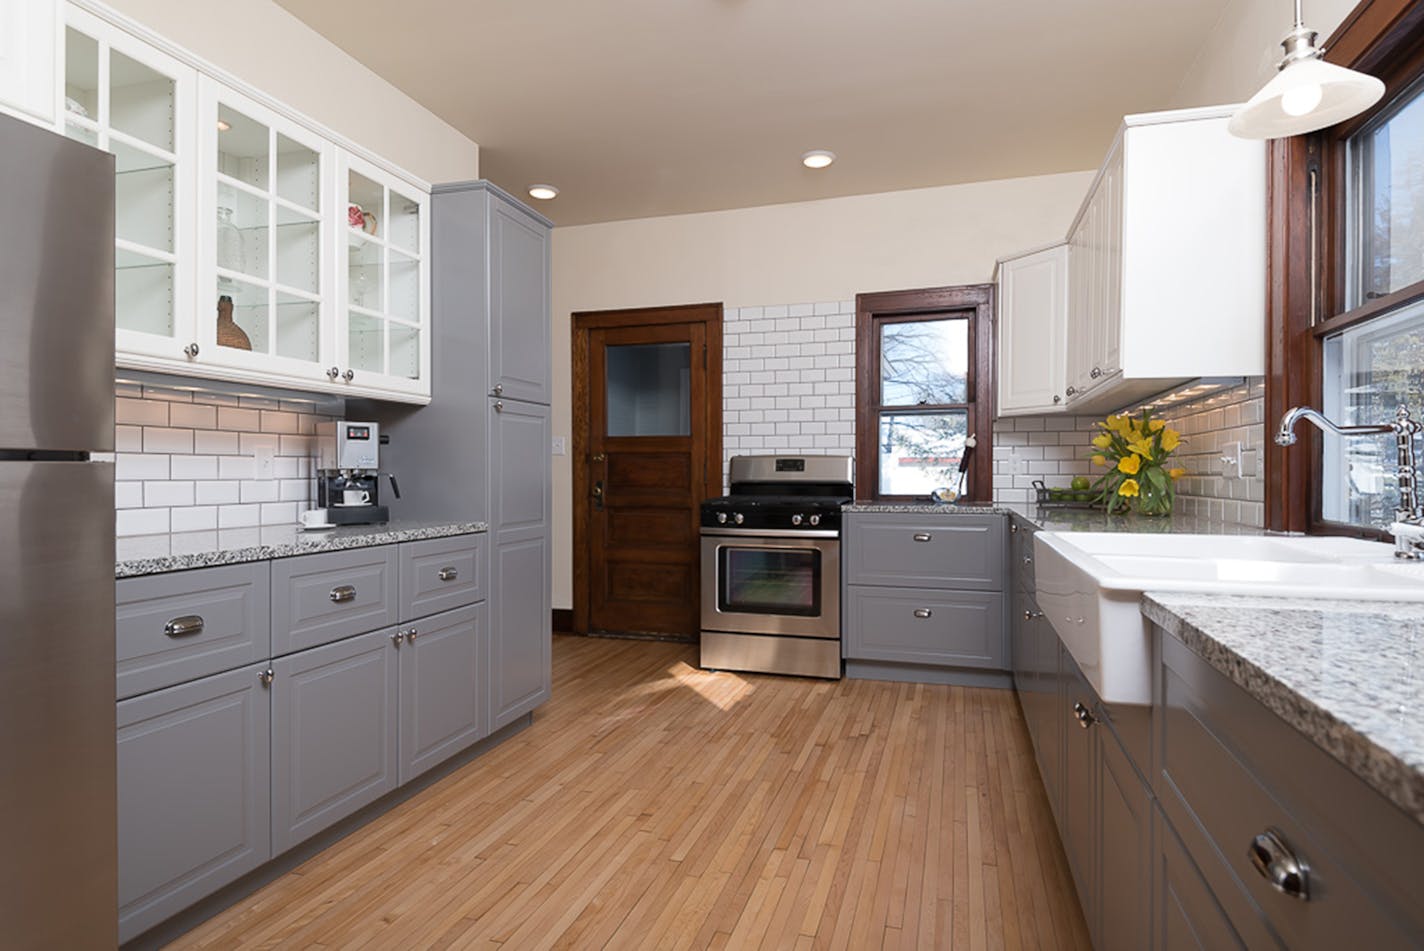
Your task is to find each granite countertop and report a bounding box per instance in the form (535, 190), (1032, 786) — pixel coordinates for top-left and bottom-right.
(844, 501), (1260, 535)
(1143, 592), (1424, 826)
(116, 520), (488, 578)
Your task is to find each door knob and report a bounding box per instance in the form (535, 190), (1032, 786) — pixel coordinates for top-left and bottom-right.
(592, 482), (604, 498)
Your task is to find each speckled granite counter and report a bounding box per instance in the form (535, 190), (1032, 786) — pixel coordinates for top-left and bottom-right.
(1143, 592), (1424, 826)
(116, 521), (487, 578)
(844, 501), (1259, 535)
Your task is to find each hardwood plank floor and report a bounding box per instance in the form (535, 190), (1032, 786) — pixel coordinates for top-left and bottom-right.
(170, 636), (1090, 950)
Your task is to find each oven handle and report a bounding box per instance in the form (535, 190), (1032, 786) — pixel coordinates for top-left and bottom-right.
(700, 527), (840, 540)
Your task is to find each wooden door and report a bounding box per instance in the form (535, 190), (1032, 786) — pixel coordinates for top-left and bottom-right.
(572, 304), (722, 640)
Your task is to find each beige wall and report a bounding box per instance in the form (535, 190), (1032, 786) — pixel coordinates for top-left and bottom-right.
(1171, 0), (1357, 108)
(549, 170), (1096, 609)
(101, 0), (479, 184)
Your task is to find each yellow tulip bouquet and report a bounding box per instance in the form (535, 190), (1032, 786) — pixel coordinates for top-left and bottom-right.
(1089, 410), (1186, 516)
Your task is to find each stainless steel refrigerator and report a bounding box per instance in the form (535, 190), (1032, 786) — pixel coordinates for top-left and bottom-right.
(0, 113), (118, 948)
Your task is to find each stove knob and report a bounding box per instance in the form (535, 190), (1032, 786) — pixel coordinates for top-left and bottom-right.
(809, 514), (821, 526)
(717, 512), (728, 524)
(791, 514), (803, 526)
(733, 513), (745, 525)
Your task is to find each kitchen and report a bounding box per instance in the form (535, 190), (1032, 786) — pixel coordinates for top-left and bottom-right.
(2, 0), (1422, 947)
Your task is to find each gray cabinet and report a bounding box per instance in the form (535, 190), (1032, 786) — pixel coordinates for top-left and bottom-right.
(843, 512), (1009, 675)
(490, 398), (552, 730)
(488, 195), (552, 405)
(271, 627), (400, 853)
(399, 602), (488, 783)
(270, 546), (399, 655)
(1060, 648), (1098, 933)
(116, 562), (270, 699)
(117, 662), (271, 943)
(1099, 716), (1152, 951)
(1155, 810), (1245, 950)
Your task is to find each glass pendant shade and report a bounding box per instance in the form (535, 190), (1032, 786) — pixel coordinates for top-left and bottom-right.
(1229, 55), (1385, 139)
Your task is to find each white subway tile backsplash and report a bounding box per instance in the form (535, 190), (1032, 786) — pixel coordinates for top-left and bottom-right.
(142, 427), (194, 454)
(112, 381), (340, 535)
(194, 430), (241, 455)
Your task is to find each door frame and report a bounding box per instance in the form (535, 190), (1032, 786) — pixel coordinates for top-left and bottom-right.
(570, 302), (724, 636)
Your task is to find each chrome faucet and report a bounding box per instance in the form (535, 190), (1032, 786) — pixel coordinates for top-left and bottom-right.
(1276, 405), (1424, 559)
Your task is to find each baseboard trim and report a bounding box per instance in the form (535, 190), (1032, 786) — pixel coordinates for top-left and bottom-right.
(844, 660), (1012, 689)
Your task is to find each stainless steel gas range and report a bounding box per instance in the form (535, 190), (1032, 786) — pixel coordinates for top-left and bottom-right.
(699, 455), (853, 679)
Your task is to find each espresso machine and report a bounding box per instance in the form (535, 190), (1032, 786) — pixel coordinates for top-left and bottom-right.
(315, 421), (400, 524)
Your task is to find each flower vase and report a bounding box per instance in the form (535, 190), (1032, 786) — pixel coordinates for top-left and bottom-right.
(1135, 472), (1174, 517)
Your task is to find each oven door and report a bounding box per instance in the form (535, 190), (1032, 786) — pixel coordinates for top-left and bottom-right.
(700, 528), (840, 639)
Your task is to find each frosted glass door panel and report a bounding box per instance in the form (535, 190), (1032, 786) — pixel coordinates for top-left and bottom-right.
(605, 343), (691, 437)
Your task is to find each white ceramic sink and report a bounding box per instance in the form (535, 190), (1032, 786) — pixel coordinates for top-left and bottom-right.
(1032, 532), (1424, 706)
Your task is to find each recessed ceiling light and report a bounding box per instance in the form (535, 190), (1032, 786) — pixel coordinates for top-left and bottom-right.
(216, 119), (231, 132)
(528, 184), (559, 200)
(801, 149), (836, 169)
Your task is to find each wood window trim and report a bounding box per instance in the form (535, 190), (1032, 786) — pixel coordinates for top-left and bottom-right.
(854, 284), (995, 503)
(1266, 0), (1424, 535)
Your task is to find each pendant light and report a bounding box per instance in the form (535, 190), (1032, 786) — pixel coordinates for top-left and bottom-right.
(1228, 0), (1385, 139)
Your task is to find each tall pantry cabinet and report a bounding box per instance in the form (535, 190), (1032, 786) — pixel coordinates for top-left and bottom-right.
(358, 181), (552, 730)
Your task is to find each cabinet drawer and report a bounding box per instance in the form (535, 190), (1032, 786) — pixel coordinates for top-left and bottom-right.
(399, 534), (485, 621)
(845, 514), (1005, 590)
(844, 586), (1004, 668)
(116, 563), (270, 699)
(271, 547), (398, 655)
(1156, 631), (1424, 948)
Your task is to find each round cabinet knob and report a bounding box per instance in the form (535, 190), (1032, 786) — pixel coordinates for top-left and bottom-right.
(342, 369), (355, 383)
(733, 513), (745, 525)
(1091, 366), (1102, 379)
(808, 514), (821, 526)
(405, 628), (418, 644)
(1053, 395), (1062, 404)
(791, 514), (803, 526)
(1066, 385), (1078, 396)
(327, 367), (340, 380)
(183, 342), (200, 359)
(717, 512), (728, 524)
(492, 383), (503, 396)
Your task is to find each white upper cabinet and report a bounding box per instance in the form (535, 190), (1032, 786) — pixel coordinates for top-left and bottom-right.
(197, 76), (334, 384)
(0, 0), (59, 125)
(996, 243), (1068, 417)
(335, 152), (431, 400)
(44, 3), (434, 402)
(64, 6), (197, 367)
(1061, 106), (1265, 413)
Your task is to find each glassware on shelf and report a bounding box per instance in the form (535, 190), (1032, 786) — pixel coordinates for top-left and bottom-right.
(216, 204), (245, 277)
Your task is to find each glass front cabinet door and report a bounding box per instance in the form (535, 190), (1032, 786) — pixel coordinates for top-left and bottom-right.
(197, 76), (333, 383)
(65, 7), (196, 366)
(336, 151), (430, 400)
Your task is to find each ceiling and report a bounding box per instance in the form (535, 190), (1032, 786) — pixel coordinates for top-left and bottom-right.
(276, 0), (1236, 226)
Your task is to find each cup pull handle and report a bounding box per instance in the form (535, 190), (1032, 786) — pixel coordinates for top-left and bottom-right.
(164, 615), (205, 638)
(1248, 828), (1310, 901)
(913, 608), (933, 619)
(438, 567), (458, 582)
(913, 532), (932, 543)
(330, 584), (357, 604)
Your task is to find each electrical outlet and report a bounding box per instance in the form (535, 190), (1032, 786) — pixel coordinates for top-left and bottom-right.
(254, 446), (275, 480)
(551, 436), (566, 456)
(1239, 448), (1260, 479)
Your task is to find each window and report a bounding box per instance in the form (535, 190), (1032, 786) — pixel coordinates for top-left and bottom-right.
(855, 285), (994, 501)
(1267, 2), (1424, 536)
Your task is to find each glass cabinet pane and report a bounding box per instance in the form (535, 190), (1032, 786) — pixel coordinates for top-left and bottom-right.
(276, 134), (320, 212)
(219, 279), (269, 355)
(276, 205), (319, 293)
(348, 236), (382, 311)
(348, 171), (383, 238)
(605, 343), (691, 436)
(275, 293), (320, 363)
(109, 50), (174, 152)
(219, 184), (268, 280)
(112, 142), (174, 253)
(388, 250), (419, 323)
(116, 257), (174, 338)
(389, 325), (420, 379)
(216, 104), (270, 190)
(63, 29), (99, 121)
(348, 313), (384, 373)
(388, 189), (420, 252)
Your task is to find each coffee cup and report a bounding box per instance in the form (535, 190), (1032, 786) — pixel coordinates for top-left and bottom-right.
(342, 488), (371, 505)
(300, 508), (331, 528)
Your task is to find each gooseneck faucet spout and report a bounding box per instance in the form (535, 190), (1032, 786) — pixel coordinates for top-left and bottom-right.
(1276, 405), (1424, 559)
(1274, 406), (1393, 446)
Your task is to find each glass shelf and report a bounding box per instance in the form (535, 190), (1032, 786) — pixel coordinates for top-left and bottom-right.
(220, 276), (270, 355)
(275, 292), (320, 363)
(116, 244), (174, 269)
(348, 310), (384, 373)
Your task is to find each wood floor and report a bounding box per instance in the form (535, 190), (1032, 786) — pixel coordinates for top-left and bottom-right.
(171, 636), (1090, 950)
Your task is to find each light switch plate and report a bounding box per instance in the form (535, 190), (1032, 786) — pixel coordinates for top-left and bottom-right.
(254, 446), (275, 480)
(551, 436), (566, 456)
